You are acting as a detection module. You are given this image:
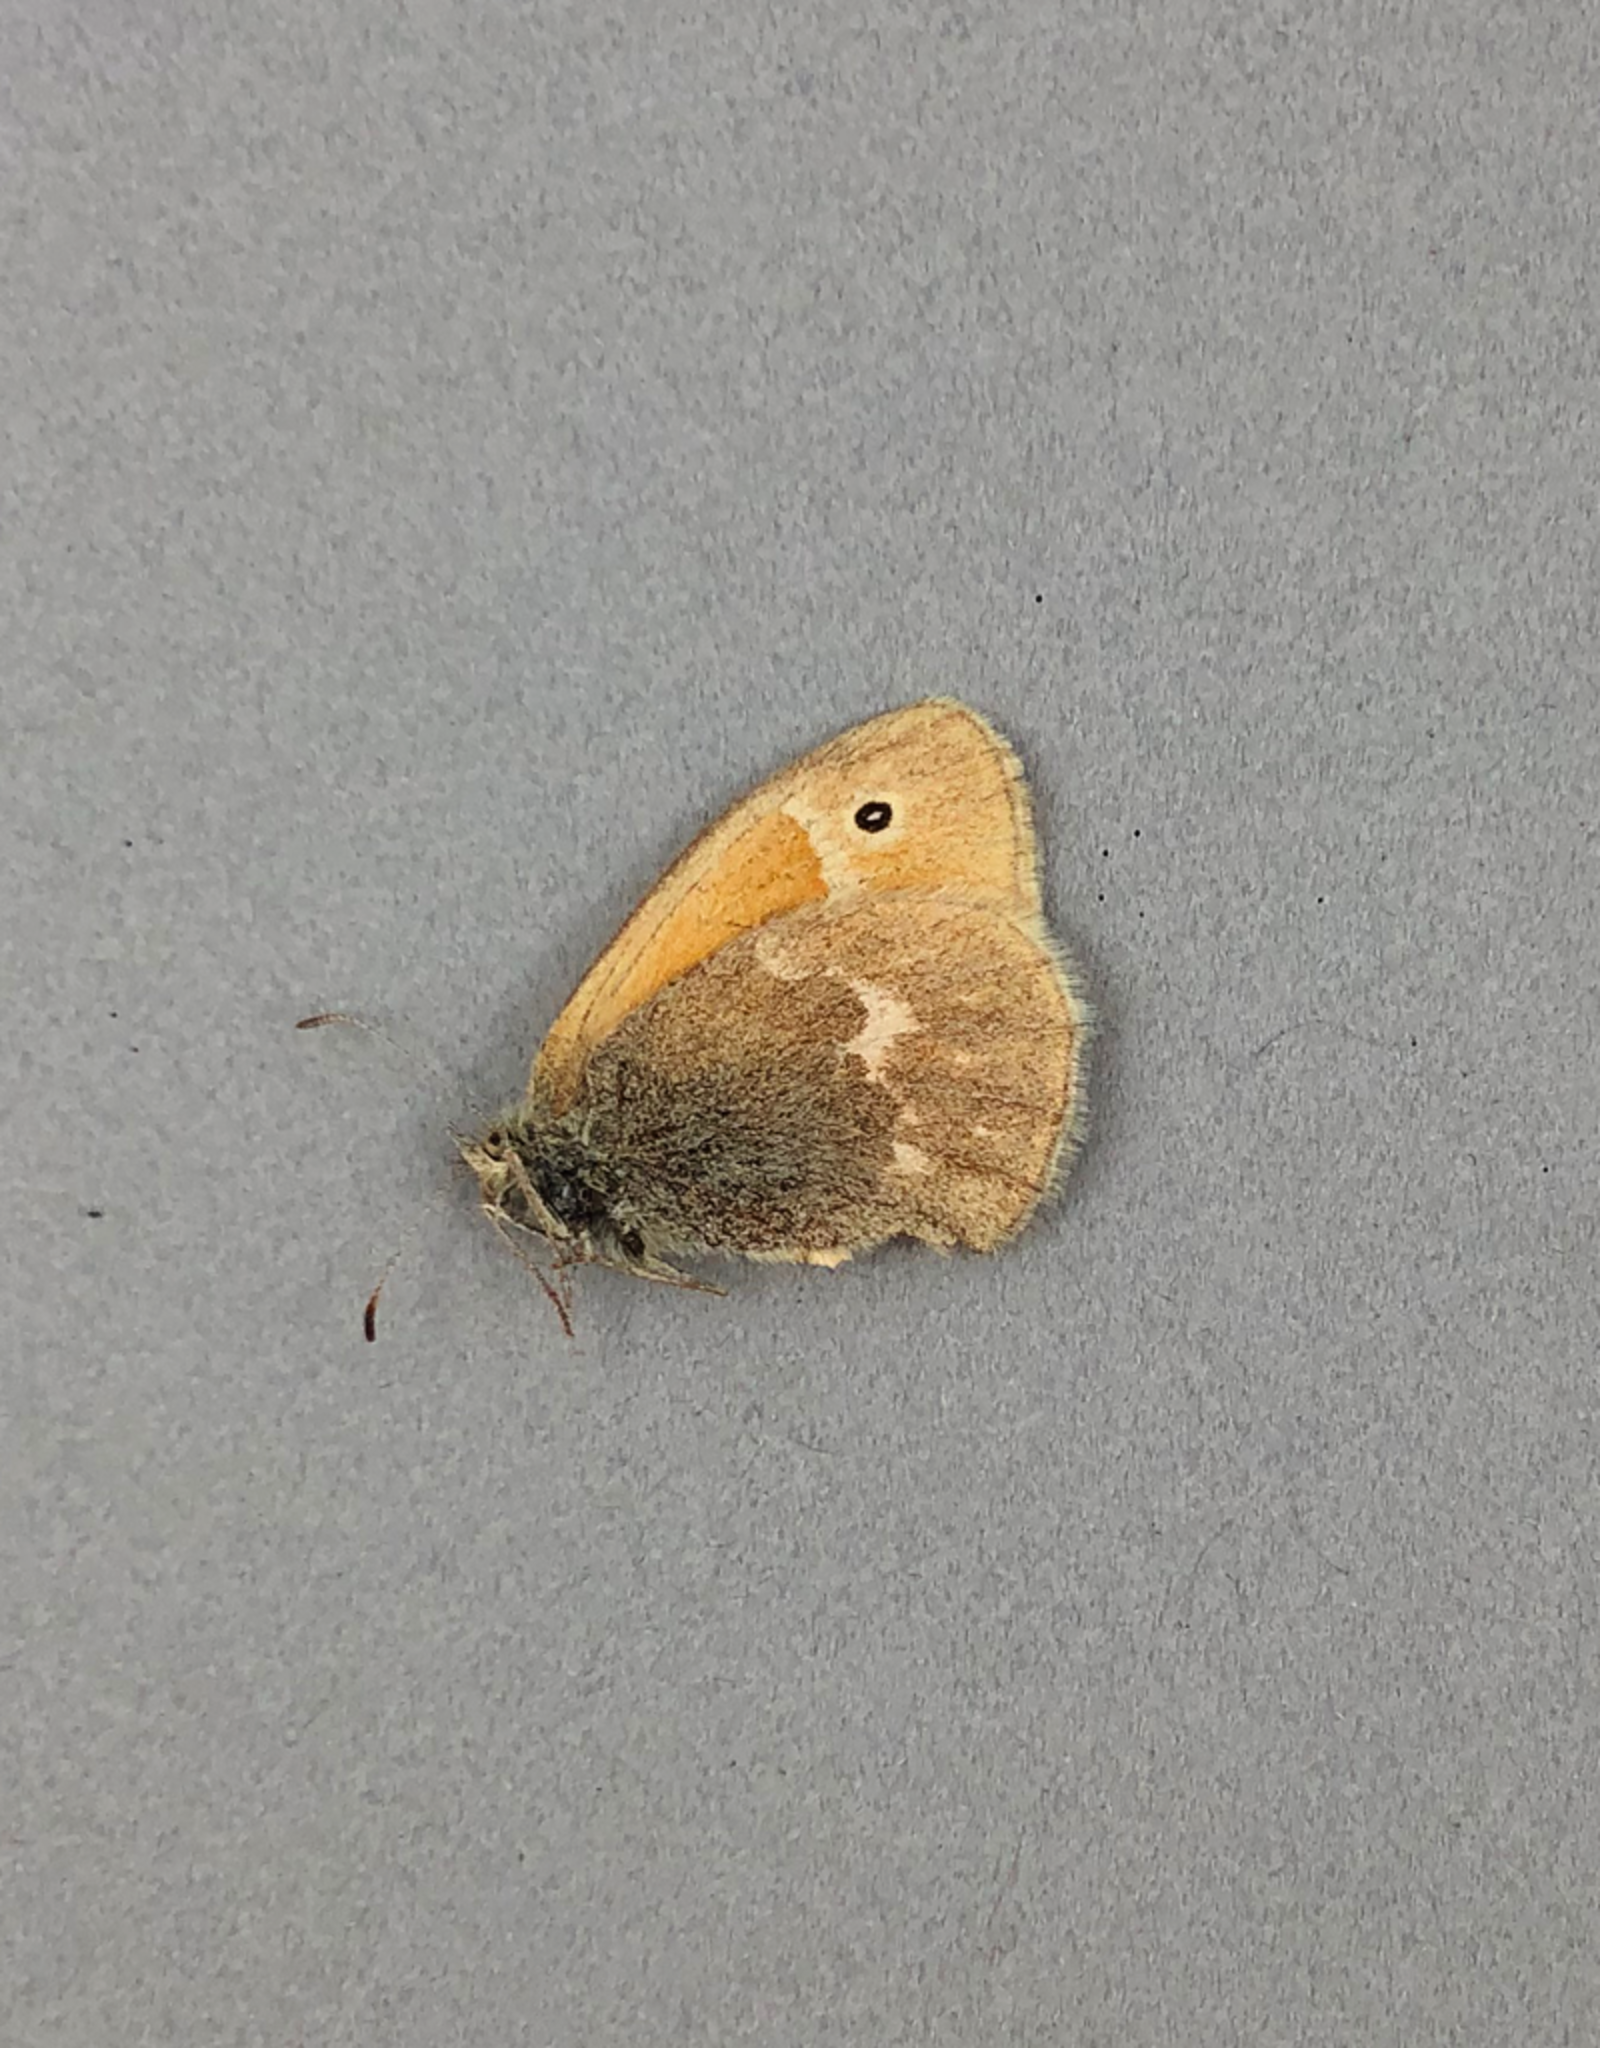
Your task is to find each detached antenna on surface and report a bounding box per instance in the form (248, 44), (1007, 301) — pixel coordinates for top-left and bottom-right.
(297, 1010), (474, 1341)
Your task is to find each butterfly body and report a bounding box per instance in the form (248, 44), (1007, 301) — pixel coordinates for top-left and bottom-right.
(464, 700), (1086, 1299)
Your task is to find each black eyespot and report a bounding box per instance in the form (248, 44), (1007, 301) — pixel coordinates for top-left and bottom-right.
(619, 1227), (645, 1261)
(854, 800), (893, 833)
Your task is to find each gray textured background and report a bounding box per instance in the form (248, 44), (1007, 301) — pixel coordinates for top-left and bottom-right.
(6, 4), (1598, 2042)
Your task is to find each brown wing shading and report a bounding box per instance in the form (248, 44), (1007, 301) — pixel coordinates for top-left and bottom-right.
(568, 893), (1085, 1262)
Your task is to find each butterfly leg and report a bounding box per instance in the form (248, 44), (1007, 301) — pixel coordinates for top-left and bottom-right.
(488, 1214), (576, 1339)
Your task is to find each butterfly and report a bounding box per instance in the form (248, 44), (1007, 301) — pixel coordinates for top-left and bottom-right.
(452, 698), (1087, 1323)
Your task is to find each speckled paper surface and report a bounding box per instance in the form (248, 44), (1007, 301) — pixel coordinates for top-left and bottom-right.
(6, 6), (1598, 2042)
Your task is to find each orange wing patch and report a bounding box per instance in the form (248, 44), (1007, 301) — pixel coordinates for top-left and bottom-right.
(535, 807), (825, 1109)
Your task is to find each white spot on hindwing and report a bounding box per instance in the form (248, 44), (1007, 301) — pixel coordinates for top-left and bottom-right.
(752, 932), (926, 1145)
(842, 979), (920, 1083)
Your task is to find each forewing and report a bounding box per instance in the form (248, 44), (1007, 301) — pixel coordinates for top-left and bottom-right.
(533, 700), (1044, 1112)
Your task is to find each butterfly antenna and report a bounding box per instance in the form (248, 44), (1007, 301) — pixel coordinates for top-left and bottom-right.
(351, 1201), (439, 1342)
(299, 1024), (488, 1338)
(295, 1009), (456, 1090)
(297, 1009), (501, 1141)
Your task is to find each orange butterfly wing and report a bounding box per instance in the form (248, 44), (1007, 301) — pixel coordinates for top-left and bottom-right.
(531, 699), (1046, 1112)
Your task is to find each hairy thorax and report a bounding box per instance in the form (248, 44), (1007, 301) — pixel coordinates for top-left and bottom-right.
(460, 1110), (656, 1274)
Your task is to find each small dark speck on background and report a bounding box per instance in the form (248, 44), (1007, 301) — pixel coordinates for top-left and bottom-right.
(84, 1208), (105, 1220)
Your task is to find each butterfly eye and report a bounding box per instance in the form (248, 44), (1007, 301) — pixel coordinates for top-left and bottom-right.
(853, 800), (893, 833)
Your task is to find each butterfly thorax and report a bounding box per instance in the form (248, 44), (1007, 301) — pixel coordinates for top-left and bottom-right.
(460, 1110), (661, 1277)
